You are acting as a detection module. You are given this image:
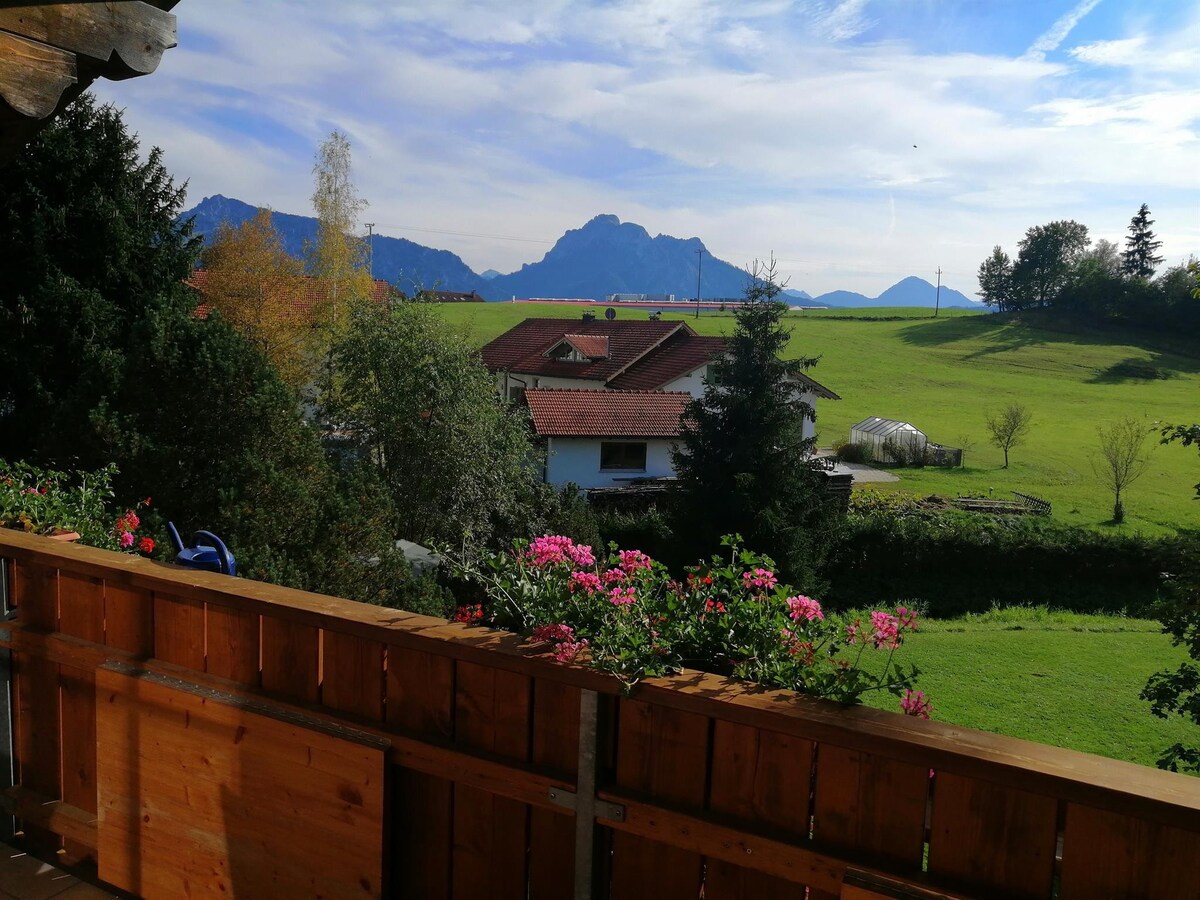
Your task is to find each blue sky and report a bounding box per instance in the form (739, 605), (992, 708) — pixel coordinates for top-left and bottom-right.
(93, 0), (1199, 297)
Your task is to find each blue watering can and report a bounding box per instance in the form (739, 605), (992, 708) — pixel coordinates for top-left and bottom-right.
(166, 522), (237, 576)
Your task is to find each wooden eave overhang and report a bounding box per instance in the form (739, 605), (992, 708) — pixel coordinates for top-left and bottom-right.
(0, 2), (179, 161)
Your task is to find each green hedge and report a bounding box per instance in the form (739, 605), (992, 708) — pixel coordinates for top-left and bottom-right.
(824, 496), (1190, 616)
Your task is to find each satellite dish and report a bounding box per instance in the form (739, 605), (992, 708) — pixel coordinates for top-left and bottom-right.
(605, 307), (616, 320)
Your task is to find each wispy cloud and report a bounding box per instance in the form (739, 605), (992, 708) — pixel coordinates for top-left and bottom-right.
(1023, 0), (1102, 61)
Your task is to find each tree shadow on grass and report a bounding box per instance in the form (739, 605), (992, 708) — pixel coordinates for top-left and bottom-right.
(1086, 353), (1200, 384)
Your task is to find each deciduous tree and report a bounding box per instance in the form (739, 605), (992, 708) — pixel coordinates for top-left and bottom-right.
(1012, 220), (1090, 308)
(326, 299), (549, 548)
(309, 130), (373, 338)
(200, 208), (312, 390)
(671, 259), (839, 588)
(985, 404), (1032, 468)
(1094, 417), (1151, 523)
(977, 245), (1014, 310)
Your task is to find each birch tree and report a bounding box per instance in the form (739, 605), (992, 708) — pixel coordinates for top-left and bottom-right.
(309, 130), (372, 336)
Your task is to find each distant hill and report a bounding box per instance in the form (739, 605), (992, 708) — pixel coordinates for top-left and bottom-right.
(179, 197), (982, 308)
(180, 195), (486, 295)
(813, 277), (982, 310)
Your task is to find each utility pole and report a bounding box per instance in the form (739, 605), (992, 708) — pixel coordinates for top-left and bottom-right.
(934, 266), (942, 318)
(694, 248), (704, 319)
(366, 223), (375, 279)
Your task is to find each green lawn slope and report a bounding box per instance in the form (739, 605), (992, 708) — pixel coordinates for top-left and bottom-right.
(856, 608), (1194, 769)
(440, 302), (1200, 534)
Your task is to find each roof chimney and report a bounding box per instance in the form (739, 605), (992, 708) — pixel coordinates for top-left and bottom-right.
(582, 311), (596, 323)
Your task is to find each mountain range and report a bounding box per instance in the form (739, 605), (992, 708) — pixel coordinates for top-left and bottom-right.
(180, 196), (982, 309)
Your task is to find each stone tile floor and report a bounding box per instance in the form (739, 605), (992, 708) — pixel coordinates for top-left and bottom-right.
(0, 844), (116, 899)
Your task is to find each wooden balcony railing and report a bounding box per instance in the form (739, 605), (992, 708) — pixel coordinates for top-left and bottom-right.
(0, 528), (1197, 899)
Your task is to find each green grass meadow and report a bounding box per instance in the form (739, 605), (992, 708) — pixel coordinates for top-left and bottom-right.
(441, 302), (1200, 535)
(856, 608), (1194, 769)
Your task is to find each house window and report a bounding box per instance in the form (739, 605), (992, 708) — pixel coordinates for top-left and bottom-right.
(600, 441), (647, 471)
(508, 385), (525, 403)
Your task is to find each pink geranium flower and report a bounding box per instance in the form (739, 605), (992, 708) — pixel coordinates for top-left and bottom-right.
(900, 689), (933, 719)
(786, 595), (824, 622)
(741, 568), (777, 591)
(608, 586), (637, 606)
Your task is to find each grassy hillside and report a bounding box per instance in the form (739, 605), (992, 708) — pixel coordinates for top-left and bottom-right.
(439, 302), (1200, 534)
(856, 607), (1194, 768)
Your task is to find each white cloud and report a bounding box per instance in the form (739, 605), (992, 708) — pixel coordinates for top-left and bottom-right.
(1023, 0), (1103, 61)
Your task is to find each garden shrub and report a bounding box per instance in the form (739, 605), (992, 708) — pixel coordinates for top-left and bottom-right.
(824, 491), (1189, 616)
(834, 441), (874, 464)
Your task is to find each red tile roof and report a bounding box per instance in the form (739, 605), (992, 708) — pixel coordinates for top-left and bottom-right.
(525, 389), (693, 438)
(608, 332), (728, 390)
(187, 268), (398, 319)
(481, 318), (711, 387)
(561, 334), (610, 359)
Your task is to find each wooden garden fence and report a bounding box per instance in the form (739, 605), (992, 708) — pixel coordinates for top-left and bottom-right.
(0, 528), (1198, 899)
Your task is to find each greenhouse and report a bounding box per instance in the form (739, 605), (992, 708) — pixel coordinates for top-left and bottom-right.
(849, 416), (928, 462)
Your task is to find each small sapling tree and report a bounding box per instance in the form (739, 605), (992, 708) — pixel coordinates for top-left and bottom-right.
(985, 404), (1033, 468)
(1094, 417), (1151, 523)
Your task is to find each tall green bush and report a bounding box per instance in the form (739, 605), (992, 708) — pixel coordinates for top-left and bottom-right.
(824, 493), (1186, 615)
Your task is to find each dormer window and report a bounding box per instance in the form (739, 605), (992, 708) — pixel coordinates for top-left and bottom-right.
(544, 334), (610, 362)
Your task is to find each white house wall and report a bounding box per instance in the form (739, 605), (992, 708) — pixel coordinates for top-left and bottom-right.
(500, 372), (607, 397)
(659, 365), (709, 398)
(545, 437), (678, 489)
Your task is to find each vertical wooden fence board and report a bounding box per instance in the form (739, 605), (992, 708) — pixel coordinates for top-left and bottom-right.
(260, 616), (320, 703)
(13, 654), (61, 855)
(528, 678), (580, 900)
(812, 744), (928, 872)
(386, 647), (455, 899)
(705, 722), (813, 900)
(57, 571), (104, 643)
(927, 772), (1058, 899)
(452, 660), (531, 900)
(1059, 803), (1200, 899)
(58, 663), (97, 864)
(55, 572), (104, 861)
(103, 582), (154, 656)
(12, 562), (61, 854)
(322, 630), (385, 721)
(17, 561), (58, 629)
(609, 698), (709, 900)
(204, 603), (259, 686)
(152, 592), (205, 672)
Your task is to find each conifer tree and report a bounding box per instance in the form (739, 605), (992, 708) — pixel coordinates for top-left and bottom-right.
(671, 260), (838, 587)
(1122, 203), (1164, 279)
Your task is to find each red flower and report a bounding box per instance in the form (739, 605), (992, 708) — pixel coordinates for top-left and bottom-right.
(453, 604), (484, 624)
(138, 537), (155, 555)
